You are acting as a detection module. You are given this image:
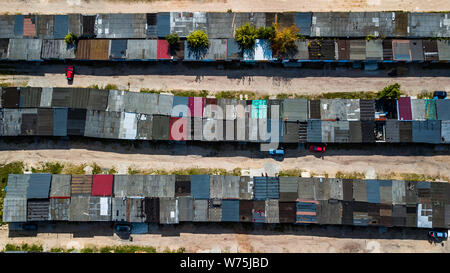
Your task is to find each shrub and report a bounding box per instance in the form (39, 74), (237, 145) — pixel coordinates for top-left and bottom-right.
(270, 24), (299, 56)
(377, 83), (402, 99)
(234, 23), (258, 50)
(32, 162), (64, 174)
(366, 34), (377, 41)
(91, 163), (102, 174)
(186, 30), (209, 49)
(257, 26), (275, 40)
(165, 33), (180, 45)
(64, 33), (78, 45)
(104, 84), (118, 91)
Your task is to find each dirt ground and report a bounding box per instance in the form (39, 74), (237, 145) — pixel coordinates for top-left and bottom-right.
(2, 63), (450, 96)
(0, 139), (449, 180)
(1, 222), (449, 253)
(1, 0), (449, 14)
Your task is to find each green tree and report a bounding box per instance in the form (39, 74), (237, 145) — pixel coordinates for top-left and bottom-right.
(64, 33), (78, 45)
(377, 83), (402, 99)
(234, 23), (258, 50)
(186, 30), (209, 49)
(257, 25), (275, 40)
(270, 24), (299, 56)
(165, 33), (180, 45)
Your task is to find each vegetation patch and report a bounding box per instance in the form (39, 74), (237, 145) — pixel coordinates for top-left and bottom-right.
(3, 243), (43, 252)
(0, 161), (25, 225)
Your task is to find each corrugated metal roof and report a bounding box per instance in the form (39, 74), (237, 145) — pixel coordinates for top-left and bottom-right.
(23, 15), (36, 38)
(71, 175), (92, 195)
(222, 176), (240, 199)
(67, 108), (86, 136)
(40, 87), (53, 107)
(8, 39), (42, 60)
(109, 39), (128, 60)
(349, 40), (366, 60)
(49, 174), (71, 198)
(366, 40), (383, 60)
(436, 100), (450, 121)
(27, 173), (51, 199)
(423, 40), (439, 61)
(19, 87), (41, 108)
(437, 40), (450, 60)
(2, 109), (21, 136)
(159, 197), (178, 224)
(157, 39), (170, 59)
(53, 107), (68, 136)
(112, 197), (127, 221)
(157, 13), (170, 37)
(193, 199), (208, 221)
(94, 14), (146, 39)
(144, 197), (160, 223)
(189, 175), (210, 199)
(170, 12), (207, 38)
(410, 40), (424, 61)
(411, 99), (425, 120)
(118, 112), (137, 140)
(279, 201), (296, 223)
(178, 196), (194, 222)
(5, 175), (29, 198)
(2, 197), (27, 222)
(36, 15), (54, 39)
(49, 198), (70, 221)
(442, 120), (450, 143)
(68, 14), (82, 37)
(126, 197), (145, 222)
(205, 39), (227, 60)
(69, 195), (89, 221)
(27, 199), (49, 221)
(37, 108), (53, 136)
(152, 114), (170, 140)
(0, 38), (9, 59)
(307, 120), (322, 142)
(220, 199), (238, 222)
(282, 99), (308, 122)
(409, 13), (450, 38)
(53, 15), (68, 39)
(412, 120), (441, 144)
(146, 13), (158, 38)
(126, 39), (157, 59)
(0, 16), (15, 38)
(92, 174), (113, 196)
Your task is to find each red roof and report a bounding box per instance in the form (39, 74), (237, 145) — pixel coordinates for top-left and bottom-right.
(188, 97), (205, 118)
(157, 40), (171, 59)
(170, 117), (188, 141)
(91, 175), (113, 196)
(398, 97), (412, 121)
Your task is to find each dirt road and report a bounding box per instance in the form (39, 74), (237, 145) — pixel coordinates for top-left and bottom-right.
(1, 223), (448, 253)
(1, 0), (449, 14)
(0, 140), (448, 180)
(2, 63), (450, 96)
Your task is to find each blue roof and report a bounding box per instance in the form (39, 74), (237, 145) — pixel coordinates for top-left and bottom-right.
(14, 15), (24, 37)
(266, 177), (279, 199)
(253, 177), (268, 200)
(27, 173), (51, 199)
(296, 201), (317, 212)
(172, 96), (189, 117)
(436, 100), (450, 120)
(252, 211), (265, 223)
(412, 120), (441, 144)
(110, 39), (128, 59)
(294, 13), (312, 36)
(221, 199), (239, 222)
(190, 175), (210, 199)
(53, 107), (68, 136)
(157, 13), (170, 37)
(54, 15), (68, 39)
(366, 180), (381, 204)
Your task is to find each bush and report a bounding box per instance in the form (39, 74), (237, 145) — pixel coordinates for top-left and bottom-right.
(234, 23), (258, 50)
(186, 30), (209, 49)
(91, 163), (102, 174)
(377, 83), (402, 99)
(31, 162), (64, 174)
(270, 24), (299, 56)
(257, 26), (275, 40)
(165, 33), (180, 45)
(64, 33), (78, 45)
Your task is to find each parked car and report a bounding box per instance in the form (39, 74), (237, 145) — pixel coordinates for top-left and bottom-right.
(428, 230), (448, 240)
(309, 144), (326, 152)
(269, 149), (284, 156)
(115, 224), (131, 233)
(66, 65), (74, 82)
(433, 91), (448, 99)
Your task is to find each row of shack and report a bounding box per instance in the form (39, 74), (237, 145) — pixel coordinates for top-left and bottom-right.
(1, 12), (450, 40)
(1, 87), (449, 143)
(3, 174), (449, 229)
(2, 38), (450, 62)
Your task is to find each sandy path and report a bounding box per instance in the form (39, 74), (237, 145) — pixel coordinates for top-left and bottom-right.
(3, 62), (450, 96)
(1, 0), (449, 14)
(1, 223), (448, 253)
(0, 140), (448, 179)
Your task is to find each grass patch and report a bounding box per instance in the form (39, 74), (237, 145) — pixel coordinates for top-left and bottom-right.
(3, 243), (43, 252)
(377, 172), (443, 182)
(278, 169), (304, 177)
(62, 163), (87, 175)
(108, 167), (117, 175)
(417, 91), (433, 99)
(335, 171), (366, 179)
(171, 90), (209, 98)
(215, 91), (258, 100)
(31, 162), (64, 174)
(140, 88), (161, 94)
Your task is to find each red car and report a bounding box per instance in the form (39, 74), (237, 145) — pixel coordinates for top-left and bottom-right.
(309, 144), (326, 152)
(66, 65), (74, 81)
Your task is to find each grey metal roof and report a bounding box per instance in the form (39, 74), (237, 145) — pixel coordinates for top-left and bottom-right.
(95, 14), (146, 39)
(159, 197), (178, 224)
(69, 195), (90, 221)
(442, 120), (450, 143)
(210, 175), (224, 199)
(227, 38), (241, 60)
(222, 176), (240, 199)
(282, 99), (308, 122)
(2, 109), (21, 136)
(437, 40), (450, 60)
(126, 40), (157, 59)
(294, 13), (312, 36)
(411, 99), (426, 120)
(408, 13), (450, 38)
(19, 87), (41, 108)
(208, 199), (222, 222)
(49, 198), (70, 221)
(0, 16), (15, 38)
(385, 120), (400, 142)
(152, 114), (170, 140)
(136, 113), (153, 140)
(205, 39), (227, 60)
(206, 13), (253, 39)
(2, 197), (27, 222)
(111, 197), (127, 221)
(36, 15), (54, 39)
(142, 175), (175, 198)
(412, 120), (441, 144)
(178, 196), (194, 222)
(353, 180), (367, 202)
(193, 199), (209, 222)
(307, 120), (322, 143)
(87, 89), (109, 111)
(170, 12), (207, 38)
(68, 14), (82, 37)
(49, 174), (71, 198)
(127, 197), (145, 222)
(40, 88), (53, 107)
(7, 39), (42, 60)
(53, 107), (68, 136)
(366, 40), (383, 60)
(349, 40), (366, 60)
(410, 40), (424, 61)
(27, 173), (51, 199)
(436, 100), (450, 121)
(0, 38), (9, 59)
(320, 99), (360, 121)
(157, 94), (174, 116)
